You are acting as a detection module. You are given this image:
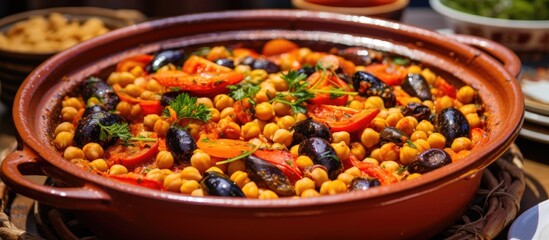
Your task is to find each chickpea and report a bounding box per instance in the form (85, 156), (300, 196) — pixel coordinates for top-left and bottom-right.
(350, 142), (366, 161)
(371, 117), (387, 132)
(146, 169), (165, 182)
(466, 113), (481, 128)
(131, 66), (145, 77)
(416, 120), (434, 134)
(460, 104), (478, 115)
(54, 131), (74, 150)
(421, 68), (436, 85)
(139, 90), (160, 101)
(270, 75), (289, 91)
(301, 188), (320, 198)
(414, 139), (431, 152)
(219, 107), (237, 121)
(62, 97), (83, 109)
(290, 145), (300, 157)
(180, 180), (200, 194)
(332, 131), (350, 145)
(235, 65), (251, 74)
(406, 97), (422, 104)
(263, 123), (280, 140)
(422, 100), (435, 110)
(156, 151), (175, 169)
(295, 177), (316, 196)
(214, 94), (235, 111)
(191, 189), (205, 197)
(331, 142), (350, 161)
(399, 145), (419, 165)
(190, 150), (212, 173)
(230, 170), (250, 188)
(345, 166), (362, 177)
(379, 143), (399, 162)
(310, 167), (330, 188)
(143, 114), (160, 130)
(365, 96), (385, 109)
(82, 143), (104, 160)
(124, 84), (142, 98)
(153, 119), (170, 137)
(386, 111), (404, 127)
(277, 115), (296, 130)
(145, 79), (163, 92)
(63, 146), (85, 160)
(209, 108), (221, 123)
(294, 113), (308, 122)
(348, 100), (364, 110)
(109, 164), (128, 176)
(380, 161), (400, 173)
(427, 133), (446, 149)
(90, 159), (108, 172)
(130, 104), (142, 119)
(116, 101), (132, 117)
(54, 122), (75, 135)
(410, 131), (428, 141)
(254, 90), (270, 103)
(227, 160), (246, 176)
(273, 101), (291, 116)
(61, 106), (78, 122)
(457, 86), (475, 104)
(254, 102), (275, 121)
(205, 166), (224, 174)
(271, 143), (286, 150)
(435, 96), (454, 112)
(363, 157), (379, 165)
(164, 173), (183, 192)
(134, 77), (147, 87)
(407, 65), (422, 74)
(360, 128), (380, 148)
(337, 172), (355, 186)
(395, 117), (416, 136)
(406, 173), (422, 180)
(296, 156), (314, 170)
(259, 190), (279, 199)
(242, 182), (260, 198)
(251, 69), (269, 83)
(451, 137), (472, 152)
(272, 129), (293, 147)
(107, 72), (121, 85)
(320, 180), (347, 195)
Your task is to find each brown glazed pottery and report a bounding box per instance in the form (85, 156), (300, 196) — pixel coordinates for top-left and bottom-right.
(0, 10), (523, 240)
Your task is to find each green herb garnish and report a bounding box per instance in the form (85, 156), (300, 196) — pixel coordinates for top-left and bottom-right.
(269, 70), (315, 114)
(215, 144), (260, 165)
(406, 140), (417, 149)
(162, 93), (211, 122)
(228, 82), (260, 105)
(97, 121), (157, 145)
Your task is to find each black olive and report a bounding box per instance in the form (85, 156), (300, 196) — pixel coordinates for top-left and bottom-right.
(82, 105), (106, 118)
(73, 111), (125, 148)
(145, 49), (185, 73)
(252, 58), (280, 74)
(350, 177), (381, 191)
(81, 77), (119, 111)
(245, 155), (295, 197)
(435, 108), (470, 147)
(166, 125), (196, 162)
(291, 118), (331, 145)
(401, 74), (432, 101)
(200, 172), (245, 197)
(297, 66), (315, 77)
(352, 71), (396, 108)
(337, 47), (374, 65)
(240, 56), (256, 66)
(380, 127), (408, 147)
(298, 137), (342, 179)
(402, 102), (431, 122)
(408, 149), (452, 174)
(160, 91), (185, 106)
(215, 58), (235, 69)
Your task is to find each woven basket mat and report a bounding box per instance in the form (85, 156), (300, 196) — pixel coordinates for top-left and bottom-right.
(0, 144), (525, 240)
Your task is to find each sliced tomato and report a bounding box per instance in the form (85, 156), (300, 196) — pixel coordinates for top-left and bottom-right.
(393, 87), (412, 106)
(306, 71), (350, 106)
(183, 55), (232, 74)
(471, 128), (488, 149)
(342, 153), (362, 170)
(307, 104), (380, 132)
(233, 99), (254, 124)
(196, 137), (255, 159)
(152, 70), (244, 97)
(364, 63), (407, 86)
(435, 76), (457, 98)
(355, 162), (398, 185)
(106, 140), (159, 168)
(253, 149), (302, 183)
(112, 84), (163, 115)
(108, 174), (163, 190)
(116, 54), (154, 73)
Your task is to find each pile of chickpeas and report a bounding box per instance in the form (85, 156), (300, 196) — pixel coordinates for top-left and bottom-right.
(52, 43), (485, 199)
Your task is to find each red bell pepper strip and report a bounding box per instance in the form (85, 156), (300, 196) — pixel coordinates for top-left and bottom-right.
(435, 76), (457, 98)
(307, 104), (380, 133)
(108, 174), (163, 190)
(364, 63), (407, 86)
(112, 84), (163, 115)
(107, 140), (160, 168)
(306, 71), (350, 106)
(355, 162), (398, 185)
(196, 137), (255, 159)
(253, 149), (303, 183)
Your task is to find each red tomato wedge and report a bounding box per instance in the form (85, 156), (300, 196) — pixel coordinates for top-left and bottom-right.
(196, 137), (255, 159)
(112, 84), (163, 115)
(306, 71), (350, 106)
(435, 76), (457, 98)
(116, 54), (154, 73)
(253, 149), (302, 183)
(183, 55), (232, 74)
(364, 63), (407, 86)
(307, 104), (380, 132)
(152, 70), (244, 97)
(355, 162), (398, 185)
(108, 174), (163, 190)
(107, 140), (159, 168)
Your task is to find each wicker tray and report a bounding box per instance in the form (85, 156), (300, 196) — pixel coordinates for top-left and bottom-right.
(0, 144), (525, 240)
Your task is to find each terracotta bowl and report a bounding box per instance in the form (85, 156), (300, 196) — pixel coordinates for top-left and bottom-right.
(0, 7), (146, 106)
(292, 0), (409, 21)
(0, 10), (523, 240)
(430, 0), (549, 52)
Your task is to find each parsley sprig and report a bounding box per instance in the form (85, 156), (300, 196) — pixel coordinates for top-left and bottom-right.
(228, 82), (260, 105)
(269, 71), (315, 114)
(97, 121), (157, 145)
(162, 93), (211, 122)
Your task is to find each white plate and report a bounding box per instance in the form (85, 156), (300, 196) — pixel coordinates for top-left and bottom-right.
(525, 111), (549, 127)
(519, 121), (549, 145)
(509, 199), (549, 240)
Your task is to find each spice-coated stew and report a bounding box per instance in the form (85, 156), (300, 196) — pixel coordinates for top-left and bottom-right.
(52, 39), (488, 198)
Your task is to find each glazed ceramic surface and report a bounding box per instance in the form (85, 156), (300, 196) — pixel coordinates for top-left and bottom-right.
(0, 10), (523, 240)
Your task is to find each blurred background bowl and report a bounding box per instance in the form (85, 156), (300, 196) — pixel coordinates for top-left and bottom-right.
(429, 0), (549, 52)
(0, 7), (146, 106)
(292, 0), (409, 21)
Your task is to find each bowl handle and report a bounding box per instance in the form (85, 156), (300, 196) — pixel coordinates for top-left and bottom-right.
(0, 146), (112, 210)
(449, 34), (521, 78)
